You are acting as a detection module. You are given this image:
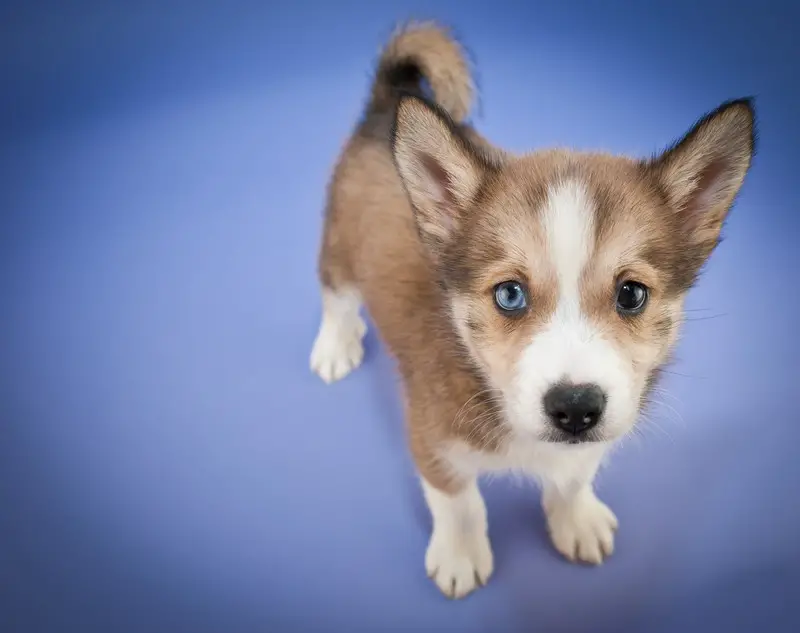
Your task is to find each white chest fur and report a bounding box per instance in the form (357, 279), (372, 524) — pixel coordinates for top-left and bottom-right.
(442, 436), (612, 493)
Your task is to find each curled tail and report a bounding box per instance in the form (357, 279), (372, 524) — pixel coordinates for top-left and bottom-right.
(369, 21), (475, 123)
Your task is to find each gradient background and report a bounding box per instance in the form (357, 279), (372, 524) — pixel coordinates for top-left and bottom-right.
(2, 1), (799, 632)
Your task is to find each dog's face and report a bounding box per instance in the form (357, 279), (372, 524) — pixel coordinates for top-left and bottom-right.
(392, 96), (755, 444)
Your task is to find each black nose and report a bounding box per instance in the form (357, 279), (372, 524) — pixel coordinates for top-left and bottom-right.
(543, 383), (606, 436)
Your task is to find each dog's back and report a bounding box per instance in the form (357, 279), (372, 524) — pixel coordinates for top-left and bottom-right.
(315, 23), (478, 369)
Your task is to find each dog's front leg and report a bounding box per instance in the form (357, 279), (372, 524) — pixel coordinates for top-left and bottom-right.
(420, 477), (494, 599)
(540, 446), (618, 565)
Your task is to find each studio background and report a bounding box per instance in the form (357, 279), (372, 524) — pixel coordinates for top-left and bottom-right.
(2, 1), (798, 632)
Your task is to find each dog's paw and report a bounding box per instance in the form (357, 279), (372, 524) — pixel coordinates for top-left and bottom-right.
(425, 529), (494, 599)
(545, 490), (618, 565)
(310, 316), (366, 384)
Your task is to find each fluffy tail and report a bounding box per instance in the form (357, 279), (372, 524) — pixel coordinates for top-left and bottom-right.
(369, 21), (475, 123)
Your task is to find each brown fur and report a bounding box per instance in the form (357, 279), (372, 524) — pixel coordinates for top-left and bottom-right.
(316, 22), (755, 493)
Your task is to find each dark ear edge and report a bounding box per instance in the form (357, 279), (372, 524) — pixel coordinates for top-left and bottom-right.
(645, 97), (758, 169)
(642, 97), (757, 290)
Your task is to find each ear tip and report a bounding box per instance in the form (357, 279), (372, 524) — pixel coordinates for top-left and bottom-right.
(395, 91), (455, 124)
(740, 96), (759, 156)
(722, 96), (757, 128)
(390, 91), (422, 151)
(731, 95), (758, 154)
(728, 95), (756, 111)
(734, 96), (756, 125)
(728, 96), (758, 155)
(712, 96), (756, 124)
(392, 92), (432, 132)
(708, 96), (758, 155)
(395, 90), (423, 109)
(391, 91), (461, 151)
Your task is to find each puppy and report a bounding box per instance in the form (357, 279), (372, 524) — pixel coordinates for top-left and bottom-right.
(310, 21), (755, 599)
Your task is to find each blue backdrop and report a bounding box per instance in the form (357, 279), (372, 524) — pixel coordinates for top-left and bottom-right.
(2, 1), (798, 632)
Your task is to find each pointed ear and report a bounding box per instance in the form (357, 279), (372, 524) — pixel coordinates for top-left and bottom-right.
(647, 98), (756, 256)
(391, 95), (490, 258)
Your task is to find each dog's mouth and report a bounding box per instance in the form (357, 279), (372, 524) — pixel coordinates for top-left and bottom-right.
(539, 428), (607, 445)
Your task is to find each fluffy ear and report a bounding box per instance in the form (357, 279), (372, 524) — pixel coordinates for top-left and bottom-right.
(648, 98), (756, 256)
(391, 95), (490, 258)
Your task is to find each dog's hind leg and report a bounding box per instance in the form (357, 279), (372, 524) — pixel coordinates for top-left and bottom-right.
(309, 201), (367, 384)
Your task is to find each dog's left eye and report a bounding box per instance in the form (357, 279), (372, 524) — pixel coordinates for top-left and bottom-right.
(494, 281), (528, 314)
(616, 281), (648, 314)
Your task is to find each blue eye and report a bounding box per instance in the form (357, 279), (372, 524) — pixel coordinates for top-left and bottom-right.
(494, 281), (528, 313)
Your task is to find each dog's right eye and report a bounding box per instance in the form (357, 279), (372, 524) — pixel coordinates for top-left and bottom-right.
(494, 281), (528, 314)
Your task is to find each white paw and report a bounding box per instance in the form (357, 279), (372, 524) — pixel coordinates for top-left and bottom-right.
(310, 315), (366, 384)
(425, 529), (494, 599)
(545, 490), (618, 565)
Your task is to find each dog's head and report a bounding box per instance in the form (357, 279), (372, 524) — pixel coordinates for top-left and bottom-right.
(391, 95), (755, 445)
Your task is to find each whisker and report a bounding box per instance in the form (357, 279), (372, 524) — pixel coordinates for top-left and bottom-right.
(452, 390), (491, 427)
(649, 398), (685, 427)
(640, 416), (676, 444)
(684, 313), (728, 322)
(659, 368), (707, 380)
(649, 388), (683, 406)
(471, 412), (508, 449)
(461, 407), (502, 443)
(459, 402), (505, 429)
(452, 388), (503, 430)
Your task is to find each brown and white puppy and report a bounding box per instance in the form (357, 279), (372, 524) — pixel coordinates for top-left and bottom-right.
(310, 22), (755, 599)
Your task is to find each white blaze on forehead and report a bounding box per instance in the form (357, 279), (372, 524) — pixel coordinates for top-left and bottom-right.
(543, 179), (595, 302)
(509, 179), (635, 437)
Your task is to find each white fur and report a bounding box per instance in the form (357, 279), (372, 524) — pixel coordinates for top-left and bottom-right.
(421, 478), (494, 599)
(449, 295), (481, 362)
(443, 434), (610, 486)
(310, 287), (367, 384)
(437, 436), (617, 570)
(508, 179), (636, 440)
(543, 483), (618, 565)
